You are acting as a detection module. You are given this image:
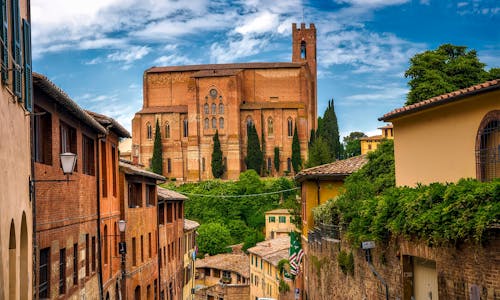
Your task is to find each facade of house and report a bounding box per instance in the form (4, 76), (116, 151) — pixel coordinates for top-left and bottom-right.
(182, 219), (199, 300)
(359, 124), (393, 155)
(194, 253), (250, 300)
(157, 187), (186, 300)
(264, 209), (297, 240)
(0, 0), (33, 298)
(119, 160), (165, 299)
(132, 23), (317, 181)
(33, 73), (107, 299)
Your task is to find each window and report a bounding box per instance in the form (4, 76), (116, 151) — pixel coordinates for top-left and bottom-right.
(91, 236), (96, 272)
(261, 259), (263, 269)
(149, 233), (152, 258)
(279, 216), (286, 223)
(219, 103), (224, 114)
(268, 216), (275, 223)
(103, 226), (108, 265)
(132, 237), (137, 266)
(300, 41), (306, 59)
(287, 158), (291, 172)
(167, 203), (173, 223)
(164, 122), (170, 139)
(204, 118), (209, 129)
(146, 185), (156, 206)
(147, 123), (152, 140)
(177, 203), (182, 219)
(267, 157), (272, 171)
(101, 141), (107, 196)
(213, 269), (220, 277)
(167, 158), (172, 173)
(34, 106), (52, 165)
(183, 118), (188, 137)
(60, 121), (77, 170)
(82, 135), (95, 175)
(59, 248), (66, 295)
(267, 117), (273, 135)
(204, 103), (209, 114)
(159, 203), (165, 225)
(1, 0), (8, 83)
(211, 103), (217, 115)
(202, 158), (205, 172)
(476, 111), (500, 182)
(73, 244), (78, 285)
(219, 117), (224, 129)
(147, 285), (151, 300)
(10, 0), (21, 98)
(128, 182), (142, 208)
(287, 118), (293, 137)
(39, 247), (50, 298)
(112, 145), (117, 196)
(85, 234), (89, 276)
(141, 235), (144, 262)
(114, 223), (118, 257)
(212, 117), (216, 129)
(154, 280), (158, 300)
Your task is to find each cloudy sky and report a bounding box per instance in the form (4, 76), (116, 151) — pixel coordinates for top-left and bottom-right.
(32, 0), (499, 137)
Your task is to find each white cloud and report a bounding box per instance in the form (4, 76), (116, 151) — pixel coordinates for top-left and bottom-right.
(153, 55), (198, 66)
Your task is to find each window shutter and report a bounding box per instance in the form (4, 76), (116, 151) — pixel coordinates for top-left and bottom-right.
(23, 19), (31, 111)
(11, 0), (21, 99)
(1, 0), (7, 83)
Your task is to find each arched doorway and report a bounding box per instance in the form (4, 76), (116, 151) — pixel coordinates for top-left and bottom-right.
(134, 285), (141, 300)
(20, 213), (28, 300)
(9, 220), (16, 299)
(476, 110), (500, 181)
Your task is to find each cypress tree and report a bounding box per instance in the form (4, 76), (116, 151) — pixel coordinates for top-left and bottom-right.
(211, 130), (224, 178)
(151, 119), (163, 175)
(308, 129), (316, 149)
(291, 123), (302, 173)
(317, 99), (341, 160)
(245, 124), (263, 173)
(274, 147), (280, 173)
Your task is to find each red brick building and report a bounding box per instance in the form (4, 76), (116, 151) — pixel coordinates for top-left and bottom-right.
(33, 73), (106, 299)
(157, 187), (186, 300)
(132, 23), (317, 181)
(119, 160), (165, 299)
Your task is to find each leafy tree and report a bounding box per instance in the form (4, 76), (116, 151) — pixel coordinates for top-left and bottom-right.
(487, 67), (500, 80)
(317, 99), (341, 161)
(274, 147), (280, 173)
(211, 130), (224, 178)
(242, 230), (265, 252)
(305, 137), (330, 168)
(343, 131), (366, 158)
(197, 223), (232, 256)
(405, 44), (499, 105)
(151, 119), (163, 175)
(291, 124), (302, 173)
(245, 124), (263, 173)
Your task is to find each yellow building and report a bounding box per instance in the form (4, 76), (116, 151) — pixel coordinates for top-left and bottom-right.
(360, 124), (393, 155)
(379, 79), (499, 186)
(265, 209), (297, 240)
(248, 236), (290, 300)
(295, 155), (368, 237)
(183, 219), (199, 300)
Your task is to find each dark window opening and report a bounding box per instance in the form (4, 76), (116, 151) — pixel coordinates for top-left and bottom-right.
(300, 41), (306, 59)
(165, 122), (170, 139)
(82, 135), (95, 176)
(91, 236), (96, 272)
(128, 182), (142, 208)
(147, 123), (152, 140)
(146, 185), (156, 207)
(85, 234), (89, 276)
(159, 203), (165, 225)
(59, 248), (66, 295)
(167, 202), (173, 223)
(183, 118), (188, 138)
(34, 106), (52, 165)
(112, 145), (117, 196)
(73, 243), (78, 285)
(132, 237), (137, 266)
(287, 118), (293, 137)
(476, 112), (500, 182)
(167, 158), (172, 173)
(60, 121), (77, 171)
(39, 247), (50, 298)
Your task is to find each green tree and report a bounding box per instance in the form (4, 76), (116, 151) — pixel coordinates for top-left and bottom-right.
(343, 131), (366, 158)
(197, 223), (232, 256)
(308, 129), (316, 149)
(305, 137), (330, 168)
(242, 230), (265, 252)
(487, 67), (500, 80)
(405, 44), (499, 105)
(291, 124), (302, 173)
(211, 130), (224, 178)
(151, 119), (163, 175)
(317, 99), (341, 161)
(274, 147), (280, 173)
(245, 124), (263, 173)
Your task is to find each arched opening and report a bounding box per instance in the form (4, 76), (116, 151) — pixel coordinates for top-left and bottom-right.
(204, 103), (209, 114)
(134, 285), (141, 300)
(287, 118), (293, 137)
(300, 41), (306, 59)
(103, 225), (108, 265)
(20, 213), (29, 300)
(211, 103), (217, 115)
(165, 122), (170, 139)
(219, 117), (224, 129)
(9, 220), (16, 299)
(219, 103), (224, 114)
(183, 118), (188, 138)
(204, 118), (209, 129)
(105, 292), (110, 300)
(267, 117), (273, 135)
(212, 118), (216, 129)
(146, 123), (152, 140)
(115, 282), (120, 300)
(476, 110), (500, 181)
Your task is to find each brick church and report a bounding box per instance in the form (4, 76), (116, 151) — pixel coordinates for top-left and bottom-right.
(132, 23), (317, 181)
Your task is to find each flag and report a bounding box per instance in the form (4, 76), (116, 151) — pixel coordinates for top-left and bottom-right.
(289, 231), (304, 276)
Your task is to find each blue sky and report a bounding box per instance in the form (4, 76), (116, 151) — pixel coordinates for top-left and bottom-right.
(32, 0), (499, 138)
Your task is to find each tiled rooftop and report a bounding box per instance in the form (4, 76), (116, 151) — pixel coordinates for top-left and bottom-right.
(196, 253), (250, 278)
(380, 79), (500, 121)
(295, 155), (368, 182)
(247, 236), (290, 267)
(119, 160), (166, 181)
(157, 186), (187, 201)
(184, 219), (200, 231)
(265, 209), (291, 215)
(86, 110), (131, 138)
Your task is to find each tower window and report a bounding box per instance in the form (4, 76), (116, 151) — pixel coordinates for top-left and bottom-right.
(165, 122), (170, 139)
(268, 117), (273, 135)
(204, 103), (209, 114)
(219, 117), (224, 129)
(247, 117), (253, 128)
(300, 41), (306, 59)
(212, 117), (217, 129)
(146, 123), (152, 140)
(204, 118), (209, 129)
(183, 118), (188, 137)
(219, 103), (224, 114)
(212, 103), (217, 115)
(287, 118), (293, 137)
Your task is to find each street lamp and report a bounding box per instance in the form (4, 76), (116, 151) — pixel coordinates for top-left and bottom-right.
(118, 220), (126, 233)
(118, 220), (127, 300)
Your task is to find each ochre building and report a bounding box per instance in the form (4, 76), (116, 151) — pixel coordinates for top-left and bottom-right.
(132, 23), (318, 181)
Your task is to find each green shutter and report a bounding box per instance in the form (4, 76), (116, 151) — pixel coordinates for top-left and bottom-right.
(1, 0), (7, 82)
(22, 19), (31, 111)
(11, 0), (21, 99)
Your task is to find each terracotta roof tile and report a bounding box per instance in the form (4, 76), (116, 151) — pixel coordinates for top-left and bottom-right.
(379, 79), (500, 121)
(86, 110), (131, 138)
(359, 135), (383, 141)
(136, 105), (188, 114)
(147, 62), (305, 73)
(184, 219), (200, 231)
(247, 237), (290, 267)
(119, 160), (166, 181)
(157, 187), (187, 201)
(192, 69), (243, 78)
(295, 155), (368, 182)
(265, 209), (291, 215)
(196, 253), (250, 278)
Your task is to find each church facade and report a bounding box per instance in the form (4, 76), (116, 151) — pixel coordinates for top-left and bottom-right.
(132, 23), (317, 181)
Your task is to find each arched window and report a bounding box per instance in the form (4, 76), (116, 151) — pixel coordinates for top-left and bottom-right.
(476, 110), (500, 182)
(211, 103), (217, 115)
(267, 117), (273, 135)
(219, 103), (224, 114)
(267, 157), (272, 171)
(165, 122), (170, 139)
(104, 225), (108, 265)
(300, 41), (306, 59)
(204, 118), (209, 129)
(287, 118), (293, 137)
(146, 123), (152, 140)
(219, 117), (224, 129)
(204, 103), (209, 114)
(212, 117), (217, 129)
(247, 116), (253, 128)
(287, 158), (291, 172)
(183, 118), (188, 138)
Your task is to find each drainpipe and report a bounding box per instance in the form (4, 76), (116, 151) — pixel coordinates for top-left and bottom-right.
(96, 134), (105, 300)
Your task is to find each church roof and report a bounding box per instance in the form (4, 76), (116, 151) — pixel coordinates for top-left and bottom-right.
(146, 62), (306, 73)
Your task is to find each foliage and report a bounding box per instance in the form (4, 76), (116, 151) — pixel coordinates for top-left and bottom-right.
(277, 259), (290, 277)
(151, 119), (163, 175)
(291, 124), (302, 173)
(274, 147), (280, 173)
(487, 67), (500, 80)
(338, 250), (354, 276)
(196, 223), (232, 256)
(305, 136), (331, 168)
(242, 230), (265, 252)
(211, 130), (224, 178)
(245, 123), (263, 173)
(316, 99), (341, 160)
(279, 278), (291, 293)
(343, 131), (366, 158)
(405, 44), (499, 105)
(311, 255), (326, 279)
(312, 198), (341, 225)
(308, 129), (316, 149)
